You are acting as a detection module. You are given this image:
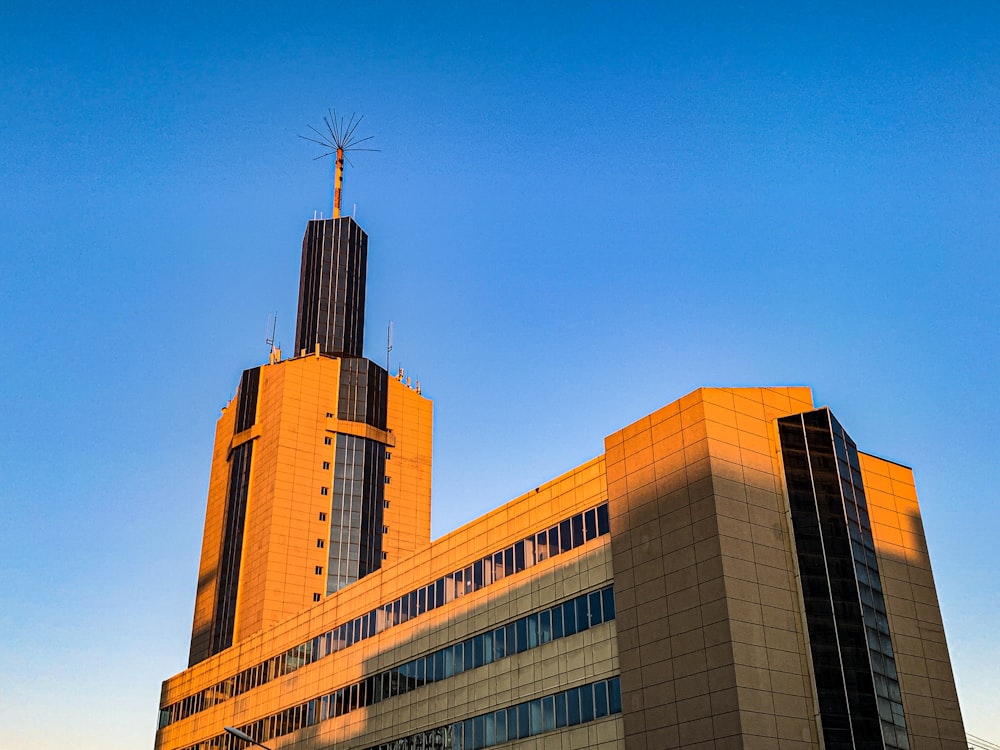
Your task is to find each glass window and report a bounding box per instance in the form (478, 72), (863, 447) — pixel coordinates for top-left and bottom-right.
(526, 614), (539, 648)
(515, 618), (528, 654)
(552, 604), (564, 639)
(517, 703), (530, 738)
(580, 683), (595, 722)
(494, 709), (507, 744)
(529, 698), (543, 735)
(584, 508), (598, 540)
(507, 707), (518, 740)
(542, 695), (556, 731)
(536, 530), (548, 562)
(571, 514), (584, 547)
(539, 609), (552, 643)
(472, 715), (484, 750)
(594, 680), (609, 717)
(548, 525), (560, 558)
(559, 520), (572, 552)
(472, 634), (485, 668)
(484, 711), (495, 746)
(493, 626), (506, 659)
(482, 630), (494, 665)
(567, 686), (581, 725)
(577, 596), (591, 631)
(493, 551), (505, 581)
(597, 503), (610, 535)
(473, 559), (484, 590)
(602, 587), (616, 622)
(563, 601), (578, 636)
(464, 639), (474, 671)
(609, 677), (622, 713)
(504, 547), (514, 576)
(589, 591), (603, 626)
(514, 540), (526, 573)
(555, 691), (567, 728)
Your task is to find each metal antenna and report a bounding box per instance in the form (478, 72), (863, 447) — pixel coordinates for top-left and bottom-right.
(386, 321), (393, 371)
(300, 110), (379, 219)
(265, 312), (278, 357)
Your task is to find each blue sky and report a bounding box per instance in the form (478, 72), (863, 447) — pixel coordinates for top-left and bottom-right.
(1, 2), (998, 747)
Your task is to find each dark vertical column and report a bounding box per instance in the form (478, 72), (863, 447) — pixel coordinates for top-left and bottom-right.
(779, 409), (910, 750)
(211, 367), (260, 656)
(295, 217), (367, 357)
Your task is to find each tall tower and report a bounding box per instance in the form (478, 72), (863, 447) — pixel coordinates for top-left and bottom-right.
(187, 129), (432, 667)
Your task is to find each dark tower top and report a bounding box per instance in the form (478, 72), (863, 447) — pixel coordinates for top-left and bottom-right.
(295, 216), (367, 357)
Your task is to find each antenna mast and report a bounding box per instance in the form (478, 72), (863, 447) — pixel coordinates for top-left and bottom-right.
(300, 110), (379, 218)
(386, 321), (393, 371)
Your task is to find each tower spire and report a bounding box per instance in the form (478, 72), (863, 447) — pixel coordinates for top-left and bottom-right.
(300, 110), (378, 218)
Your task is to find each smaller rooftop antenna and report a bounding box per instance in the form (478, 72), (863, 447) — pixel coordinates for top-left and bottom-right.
(386, 321), (393, 371)
(300, 110), (379, 219)
(265, 313), (277, 351)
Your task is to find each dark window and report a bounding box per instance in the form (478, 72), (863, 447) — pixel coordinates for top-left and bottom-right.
(316, 539), (325, 548)
(313, 593), (321, 602)
(384, 476), (391, 484)
(385, 451), (391, 459)
(322, 461), (330, 470)
(319, 512), (327, 521)
(584, 508), (598, 540)
(320, 487), (328, 495)
(383, 500), (390, 508)
(324, 437), (332, 445)
(326, 412), (333, 418)
(315, 566), (323, 575)
(597, 503), (610, 535)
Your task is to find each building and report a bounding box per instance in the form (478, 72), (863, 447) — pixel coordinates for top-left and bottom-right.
(155, 208), (967, 750)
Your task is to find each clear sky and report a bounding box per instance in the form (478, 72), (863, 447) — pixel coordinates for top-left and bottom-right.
(1, 2), (998, 748)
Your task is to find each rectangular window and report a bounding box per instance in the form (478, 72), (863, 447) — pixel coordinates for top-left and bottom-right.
(542, 695), (556, 731)
(316, 539), (325, 548)
(514, 541), (526, 573)
(383, 499), (390, 508)
(536, 530), (548, 562)
(324, 437), (332, 445)
(326, 412), (333, 418)
(322, 461), (330, 470)
(589, 591), (603, 626)
(319, 512), (327, 521)
(385, 451), (391, 459)
(602, 587), (616, 621)
(597, 503), (610, 535)
(567, 686), (581, 725)
(584, 508), (598, 540)
(494, 709), (507, 743)
(559, 520), (572, 552)
(320, 487), (328, 495)
(571, 514), (584, 547)
(315, 566), (323, 575)
(313, 593), (321, 602)
(382, 525), (389, 534)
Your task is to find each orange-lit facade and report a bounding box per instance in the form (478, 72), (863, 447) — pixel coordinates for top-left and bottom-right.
(156, 211), (966, 750)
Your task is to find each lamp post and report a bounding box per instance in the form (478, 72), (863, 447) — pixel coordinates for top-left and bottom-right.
(224, 726), (274, 750)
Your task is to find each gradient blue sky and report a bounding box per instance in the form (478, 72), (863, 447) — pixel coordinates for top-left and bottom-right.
(2, 2), (998, 748)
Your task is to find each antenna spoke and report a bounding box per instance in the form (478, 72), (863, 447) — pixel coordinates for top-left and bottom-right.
(301, 109), (377, 216)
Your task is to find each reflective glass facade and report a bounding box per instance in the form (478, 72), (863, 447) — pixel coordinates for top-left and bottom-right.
(779, 408), (909, 750)
(327, 433), (386, 593)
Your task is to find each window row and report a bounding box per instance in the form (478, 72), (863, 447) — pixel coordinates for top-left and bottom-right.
(365, 677), (623, 750)
(157, 502), (611, 730)
(174, 588), (615, 750)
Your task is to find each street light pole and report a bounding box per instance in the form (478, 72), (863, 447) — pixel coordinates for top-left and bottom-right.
(224, 726), (274, 750)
